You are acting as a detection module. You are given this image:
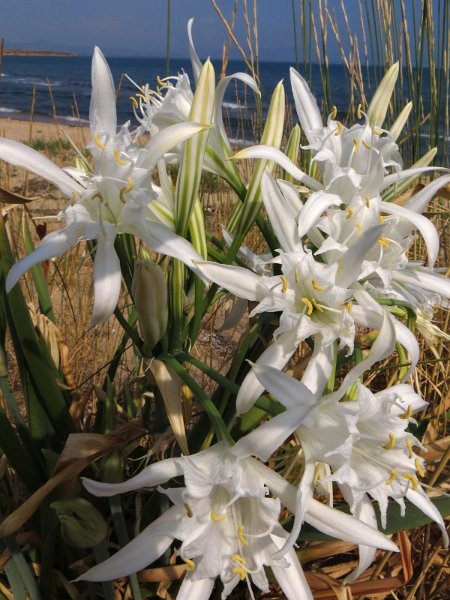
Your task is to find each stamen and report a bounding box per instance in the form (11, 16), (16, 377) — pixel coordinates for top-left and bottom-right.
(129, 96), (139, 109)
(340, 301), (353, 312)
(355, 224), (363, 235)
(114, 148), (127, 166)
(379, 215), (385, 224)
(231, 554), (246, 565)
(406, 438), (414, 459)
(365, 195), (371, 208)
(184, 503), (193, 518)
(402, 473), (419, 491)
(211, 511), (225, 522)
(237, 526), (249, 546)
(294, 269), (299, 285)
(280, 275), (289, 293)
(157, 75), (168, 88)
(346, 207), (354, 219)
(70, 191), (79, 206)
(119, 177), (134, 203)
(357, 103), (362, 119)
(415, 459), (425, 478)
(378, 236), (389, 247)
(362, 139), (371, 150)
(93, 132), (105, 149)
(334, 121), (344, 136)
(301, 298), (314, 316)
(311, 298), (324, 312)
(92, 193), (103, 203)
(312, 279), (324, 292)
(353, 138), (360, 153)
(373, 127), (382, 135)
(381, 432), (396, 450)
(232, 566), (247, 581)
(184, 558), (196, 572)
(386, 469), (398, 485)
(400, 404), (413, 420)
(330, 105), (337, 120)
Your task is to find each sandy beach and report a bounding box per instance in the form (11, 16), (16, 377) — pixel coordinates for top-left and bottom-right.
(0, 116), (89, 145)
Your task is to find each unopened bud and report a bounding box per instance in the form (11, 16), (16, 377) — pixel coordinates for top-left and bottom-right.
(132, 260), (168, 352)
(50, 497), (108, 549)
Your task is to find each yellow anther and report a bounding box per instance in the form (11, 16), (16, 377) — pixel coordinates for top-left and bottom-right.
(184, 503), (193, 518)
(365, 195), (371, 208)
(92, 193), (103, 203)
(335, 121), (344, 136)
(340, 301), (353, 312)
(378, 236), (389, 247)
(362, 139), (371, 150)
(232, 566), (247, 581)
(379, 215), (385, 224)
(311, 298), (324, 312)
(114, 148), (127, 166)
(301, 298), (314, 316)
(237, 526), (249, 547)
(355, 223), (363, 235)
(346, 207), (354, 220)
(400, 404), (413, 420)
(70, 191), (79, 206)
(353, 138), (360, 153)
(184, 558), (196, 572)
(386, 470), (398, 485)
(406, 438), (414, 459)
(294, 269), (299, 285)
(280, 275), (289, 293)
(141, 85), (146, 92)
(330, 105), (337, 120)
(415, 459), (425, 478)
(135, 92), (147, 101)
(373, 127), (382, 135)
(211, 511), (225, 522)
(312, 279), (324, 292)
(231, 554), (246, 565)
(381, 432), (396, 450)
(402, 473), (419, 491)
(119, 177), (134, 203)
(157, 75), (167, 88)
(129, 96), (139, 109)
(93, 132), (105, 149)
(357, 103), (362, 119)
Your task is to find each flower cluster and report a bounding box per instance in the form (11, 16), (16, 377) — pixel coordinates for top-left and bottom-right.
(1, 18), (448, 600)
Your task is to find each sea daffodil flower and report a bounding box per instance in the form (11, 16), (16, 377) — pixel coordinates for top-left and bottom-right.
(0, 47), (207, 323)
(253, 365), (449, 581)
(79, 401), (397, 598)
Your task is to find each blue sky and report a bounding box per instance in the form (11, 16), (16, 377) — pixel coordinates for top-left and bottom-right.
(0, 0), (359, 62)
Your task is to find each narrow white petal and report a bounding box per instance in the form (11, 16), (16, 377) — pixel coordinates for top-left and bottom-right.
(277, 179), (304, 216)
(77, 507), (180, 581)
(297, 191), (342, 238)
(381, 200), (439, 267)
(90, 47), (117, 137)
(142, 122), (209, 169)
(194, 261), (262, 301)
(367, 63), (399, 128)
(393, 319), (420, 377)
(406, 489), (449, 547)
(92, 230), (122, 324)
(236, 329), (300, 415)
(393, 269), (450, 299)
(271, 543), (314, 600)
(290, 68), (323, 143)
(176, 576), (214, 600)
(338, 224), (384, 287)
(0, 138), (83, 197)
(252, 363), (316, 410)
(300, 340), (334, 397)
(261, 172), (300, 253)
(232, 145), (322, 190)
(6, 225), (89, 292)
(404, 174), (450, 214)
(389, 101), (413, 141)
(382, 166), (447, 191)
(187, 18), (202, 81)
(82, 458), (183, 497)
(306, 499), (399, 552)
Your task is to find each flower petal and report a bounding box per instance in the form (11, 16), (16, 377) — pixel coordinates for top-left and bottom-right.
(261, 172), (300, 253)
(232, 145), (322, 190)
(406, 489), (449, 547)
(382, 166), (447, 191)
(404, 174), (450, 214)
(290, 68), (323, 144)
(142, 122), (210, 169)
(0, 138), (83, 197)
(90, 47), (117, 138)
(193, 261), (262, 301)
(82, 457), (183, 497)
(77, 506), (181, 581)
(367, 63), (399, 128)
(91, 228), (122, 324)
(251, 363), (316, 410)
(300, 339), (334, 397)
(271, 539), (314, 600)
(389, 101), (413, 141)
(338, 224), (385, 287)
(393, 268), (450, 299)
(176, 575), (215, 600)
(297, 191), (342, 239)
(187, 18), (202, 81)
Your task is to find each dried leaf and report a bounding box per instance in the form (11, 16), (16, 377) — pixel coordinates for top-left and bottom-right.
(397, 531), (413, 583)
(0, 186), (36, 204)
(138, 564), (186, 583)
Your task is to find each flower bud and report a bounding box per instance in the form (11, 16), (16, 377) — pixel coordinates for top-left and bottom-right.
(132, 260), (168, 352)
(50, 497), (108, 549)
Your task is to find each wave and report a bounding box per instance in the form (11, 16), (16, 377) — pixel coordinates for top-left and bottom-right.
(2, 75), (62, 87)
(223, 101), (240, 110)
(0, 106), (21, 114)
(56, 115), (89, 126)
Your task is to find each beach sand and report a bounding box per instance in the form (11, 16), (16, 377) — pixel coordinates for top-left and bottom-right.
(0, 116), (89, 145)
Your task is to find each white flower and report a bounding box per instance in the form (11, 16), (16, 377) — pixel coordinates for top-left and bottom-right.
(0, 47), (206, 323)
(253, 365), (449, 581)
(79, 403), (397, 599)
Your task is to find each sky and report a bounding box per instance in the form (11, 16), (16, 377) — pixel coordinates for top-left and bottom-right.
(0, 0), (357, 62)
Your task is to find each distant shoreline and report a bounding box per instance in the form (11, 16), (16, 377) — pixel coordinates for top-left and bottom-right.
(1, 50), (77, 57)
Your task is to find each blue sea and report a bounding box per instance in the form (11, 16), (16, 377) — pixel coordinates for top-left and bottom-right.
(0, 55), (443, 155)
